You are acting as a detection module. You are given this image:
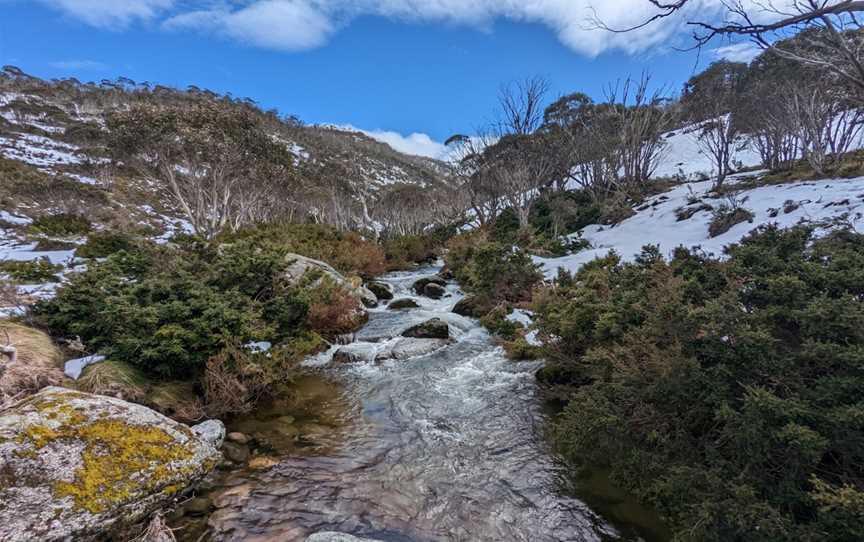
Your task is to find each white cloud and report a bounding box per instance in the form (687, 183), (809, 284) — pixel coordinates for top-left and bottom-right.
(36, 0), (793, 58)
(49, 59), (109, 71)
(165, 0), (335, 52)
(361, 129), (448, 159)
(161, 0), (721, 56)
(711, 42), (762, 63)
(37, 0), (174, 28)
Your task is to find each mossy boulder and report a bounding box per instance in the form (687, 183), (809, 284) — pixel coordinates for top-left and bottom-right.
(284, 253), (378, 308)
(0, 387), (222, 542)
(452, 295), (486, 318)
(402, 318), (450, 340)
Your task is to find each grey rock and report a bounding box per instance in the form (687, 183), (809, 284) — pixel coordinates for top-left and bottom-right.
(388, 298), (420, 310)
(402, 318), (450, 340)
(423, 283), (447, 299)
(225, 432), (250, 445)
(332, 343), (379, 364)
(0, 387), (221, 542)
(222, 441), (250, 464)
(452, 295), (485, 318)
(307, 533), (385, 542)
(375, 339), (450, 362)
(411, 276), (447, 295)
(284, 253), (378, 308)
(192, 419), (226, 449)
(366, 282), (393, 301)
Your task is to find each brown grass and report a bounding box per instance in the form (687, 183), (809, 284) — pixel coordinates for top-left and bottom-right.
(0, 321), (66, 407)
(76, 360), (151, 403)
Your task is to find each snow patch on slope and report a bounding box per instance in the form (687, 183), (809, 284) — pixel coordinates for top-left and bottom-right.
(536, 176), (864, 278)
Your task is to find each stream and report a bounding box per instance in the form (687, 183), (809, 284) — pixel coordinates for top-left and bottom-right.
(187, 265), (665, 542)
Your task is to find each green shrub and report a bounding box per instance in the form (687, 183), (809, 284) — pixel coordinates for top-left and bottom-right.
(480, 305), (520, 341)
(0, 258), (62, 283)
(221, 223), (386, 278)
(490, 208), (521, 245)
(76, 231), (137, 259)
(33, 238), (78, 251)
(708, 200), (755, 237)
(33, 235), (318, 379)
(503, 337), (543, 360)
(530, 190), (601, 237)
(535, 226), (864, 541)
(31, 213), (92, 236)
(446, 234), (543, 307)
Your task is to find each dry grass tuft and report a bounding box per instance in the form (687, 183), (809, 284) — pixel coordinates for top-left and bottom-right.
(0, 321), (66, 407)
(76, 360), (151, 403)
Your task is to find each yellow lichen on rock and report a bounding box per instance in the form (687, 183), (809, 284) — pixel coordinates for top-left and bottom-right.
(0, 387), (222, 542)
(15, 395), (196, 514)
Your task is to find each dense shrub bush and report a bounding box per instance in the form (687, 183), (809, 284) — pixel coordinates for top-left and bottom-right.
(534, 226), (864, 541)
(75, 231), (137, 259)
(530, 190), (602, 238)
(34, 226), (371, 380)
(31, 213), (92, 236)
(298, 274), (366, 336)
(221, 224), (386, 278)
(0, 257), (62, 283)
(445, 231), (543, 309)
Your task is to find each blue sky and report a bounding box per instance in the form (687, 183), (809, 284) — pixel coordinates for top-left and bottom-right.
(0, 1), (759, 157)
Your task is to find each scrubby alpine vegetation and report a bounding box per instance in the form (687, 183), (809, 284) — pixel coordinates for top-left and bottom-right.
(533, 227), (864, 541)
(3, 5), (864, 540)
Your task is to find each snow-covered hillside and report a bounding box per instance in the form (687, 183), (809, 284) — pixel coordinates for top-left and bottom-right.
(536, 117), (864, 278)
(536, 174), (864, 278)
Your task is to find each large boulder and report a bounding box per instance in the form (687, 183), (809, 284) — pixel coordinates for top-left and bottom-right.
(375, 338), (450, 362)
(411, 276), (447, 296)
(333, 339), (450, 364)
(0, 387), (222, 542)
(452, 295), (486, 318)
(402, 318), (450, 340)
(365, 282), (393, 301)
(423, 283), (447, 300)
(284, 253), (378, 308)
(332, 343), (379, 364)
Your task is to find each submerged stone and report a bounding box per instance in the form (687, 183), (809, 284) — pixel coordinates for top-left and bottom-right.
(307, 534), (385, 542)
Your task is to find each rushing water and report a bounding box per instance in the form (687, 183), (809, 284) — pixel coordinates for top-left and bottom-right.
(192, 265), (663, 542)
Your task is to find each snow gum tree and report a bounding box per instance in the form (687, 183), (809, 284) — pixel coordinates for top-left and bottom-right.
(108, 101), (297, 240)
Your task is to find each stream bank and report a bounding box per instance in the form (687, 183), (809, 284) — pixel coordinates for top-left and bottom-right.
(172, 264), (668, 542)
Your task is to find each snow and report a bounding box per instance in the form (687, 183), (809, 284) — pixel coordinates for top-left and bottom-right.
(0, 211), (32, 225)
(506, 309), (534, 327)
(245, 341), (272, 353)
(0, 133), (83, 167)
(0, 241), (76, 265)
(65, 173), (100, 186)
(288, 142), (310, 161)
(653, 123), (763, 181)
(536, 176), (864, 278)
(64, 355), (106, 380)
